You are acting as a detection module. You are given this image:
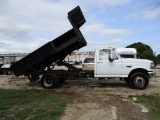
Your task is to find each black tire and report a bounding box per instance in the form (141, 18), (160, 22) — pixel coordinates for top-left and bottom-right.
(124, 78), (130, 84)
(59, 77), (66, 83)
(27, 74), (40, 82)
(6, 70), (12, 75)
(41, 74), (59, 89)
(0, 69), (4, 75)
(129, 72), (149, 90)
(27, 74), (33, 82)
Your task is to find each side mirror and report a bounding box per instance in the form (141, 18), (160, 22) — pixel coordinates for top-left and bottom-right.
(109, 55), (114, 62)
(108, 50), (114, 62)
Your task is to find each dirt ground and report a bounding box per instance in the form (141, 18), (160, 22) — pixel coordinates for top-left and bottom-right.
(0, 69), (160, 120)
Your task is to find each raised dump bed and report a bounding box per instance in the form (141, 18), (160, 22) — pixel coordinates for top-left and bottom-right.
(11, 6), (87, 85)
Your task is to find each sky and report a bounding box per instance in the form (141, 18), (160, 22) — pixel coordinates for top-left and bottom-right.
(0, 0), (160, 55)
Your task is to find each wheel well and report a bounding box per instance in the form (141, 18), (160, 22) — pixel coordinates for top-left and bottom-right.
(128, 68), (149, 79)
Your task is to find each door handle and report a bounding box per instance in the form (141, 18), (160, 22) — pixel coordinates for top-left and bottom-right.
(97, 62), (102, 63)
(126, 66), (132, 68)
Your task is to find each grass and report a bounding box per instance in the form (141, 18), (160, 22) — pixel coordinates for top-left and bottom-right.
(0, 89), (67, 120)
(130, 94), (160, 120)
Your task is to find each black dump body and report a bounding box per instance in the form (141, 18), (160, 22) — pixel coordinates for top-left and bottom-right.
(11, 6), (87, 77)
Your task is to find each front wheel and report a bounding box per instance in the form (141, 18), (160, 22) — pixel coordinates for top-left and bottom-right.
(129, 72), (149, 90)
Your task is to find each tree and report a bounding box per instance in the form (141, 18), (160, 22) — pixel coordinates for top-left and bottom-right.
(126, 42), (157, 64)
(156, 54), (160, 64)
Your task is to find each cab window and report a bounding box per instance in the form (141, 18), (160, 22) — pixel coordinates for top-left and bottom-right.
(84, 58), (94, 63)
(99, 49), (109, 60)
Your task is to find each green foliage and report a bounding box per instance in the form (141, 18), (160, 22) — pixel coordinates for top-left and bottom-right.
(126, 42), (157, 64)
(136, 95), (160, 120)
(156, 54), (160, 64)
(0, 89), (67, 120)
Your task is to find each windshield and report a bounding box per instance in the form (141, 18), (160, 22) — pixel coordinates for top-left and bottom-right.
(113, 50), (121, 58)
(84, 58), (94, 63)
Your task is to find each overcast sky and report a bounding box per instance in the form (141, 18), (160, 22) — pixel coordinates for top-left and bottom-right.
(0, 0), (160, 55)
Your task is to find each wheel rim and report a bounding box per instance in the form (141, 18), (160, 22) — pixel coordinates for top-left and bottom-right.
(44, 77), (54, 87)
(8, 71), (11, 74)
(134, 76), (145, 88)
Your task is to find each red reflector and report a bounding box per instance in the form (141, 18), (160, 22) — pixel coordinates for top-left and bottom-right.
(82, 64), (84, 68)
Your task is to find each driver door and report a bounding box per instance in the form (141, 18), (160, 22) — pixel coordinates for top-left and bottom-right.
(95, 49), (123, 77)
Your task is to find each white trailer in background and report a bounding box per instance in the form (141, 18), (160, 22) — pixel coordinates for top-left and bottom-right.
(115, 48), (137, 58)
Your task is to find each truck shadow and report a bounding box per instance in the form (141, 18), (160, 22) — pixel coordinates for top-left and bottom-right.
(97, 82), (128, 88)
(63, 79), (129, 89)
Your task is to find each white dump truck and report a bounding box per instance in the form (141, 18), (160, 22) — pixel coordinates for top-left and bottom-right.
(11, 6), (155, 90)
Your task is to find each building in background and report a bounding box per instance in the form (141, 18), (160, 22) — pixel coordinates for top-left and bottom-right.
(64, 51), (94, 62)
(0, 53), (28, 65)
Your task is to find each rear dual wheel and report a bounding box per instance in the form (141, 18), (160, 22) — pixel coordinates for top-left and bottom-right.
(6, 70), (12, 75)
(41, 73), (59, 89)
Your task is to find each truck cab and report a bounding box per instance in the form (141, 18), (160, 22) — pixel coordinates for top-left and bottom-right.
(94, 48), (155, 89)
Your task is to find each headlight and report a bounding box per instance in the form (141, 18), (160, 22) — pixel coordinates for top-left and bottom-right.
(150, 62), (155, 69)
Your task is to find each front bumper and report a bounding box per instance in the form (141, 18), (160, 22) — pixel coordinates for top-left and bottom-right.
(148, 70), (156, 77)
